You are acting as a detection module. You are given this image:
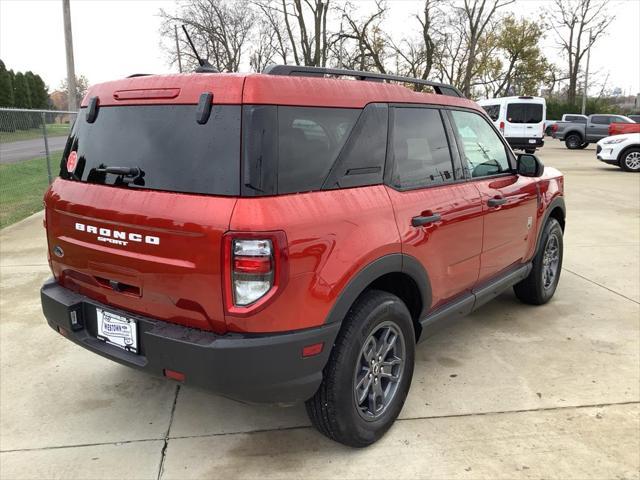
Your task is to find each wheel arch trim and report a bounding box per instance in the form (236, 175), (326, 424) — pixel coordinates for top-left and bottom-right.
(323, 253), (432, 325)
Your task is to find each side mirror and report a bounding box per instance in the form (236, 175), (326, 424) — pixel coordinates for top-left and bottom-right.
(517, 153), (544, 177)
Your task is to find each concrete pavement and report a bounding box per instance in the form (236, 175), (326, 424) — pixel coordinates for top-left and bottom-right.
(0, 140), (638, 479)
(0, 137), (68, 164)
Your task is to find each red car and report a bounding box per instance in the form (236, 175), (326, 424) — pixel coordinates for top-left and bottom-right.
(609, 122), (640, 136)
(41, 65), (565, 447)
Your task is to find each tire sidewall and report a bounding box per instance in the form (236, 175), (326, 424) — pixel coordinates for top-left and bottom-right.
(620, 147), (640, 172)
(534, 218), (564, 302)
(565, 134), (582, 149)
(332, 293), (415, 445)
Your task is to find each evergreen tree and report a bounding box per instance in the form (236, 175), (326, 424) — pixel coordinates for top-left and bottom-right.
(33, 75), (49, 108)
(13, 72), (32, 108)
(0, 60), (14, 107)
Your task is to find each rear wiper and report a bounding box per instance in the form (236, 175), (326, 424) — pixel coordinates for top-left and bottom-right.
(90, 165), (145, 186)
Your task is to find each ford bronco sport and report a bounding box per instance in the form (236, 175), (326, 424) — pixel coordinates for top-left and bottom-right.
(41, 65), (565, 447)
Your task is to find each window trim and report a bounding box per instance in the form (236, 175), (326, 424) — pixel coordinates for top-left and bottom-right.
(383, 104), (461, 192)
(443, 107), (517, 181)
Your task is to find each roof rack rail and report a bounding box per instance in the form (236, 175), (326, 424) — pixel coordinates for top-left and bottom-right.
(127, 73), (153, 78)
(263, 64), (464, 98)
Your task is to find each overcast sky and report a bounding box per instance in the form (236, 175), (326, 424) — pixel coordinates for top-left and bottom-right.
(1, 0), (639, 96)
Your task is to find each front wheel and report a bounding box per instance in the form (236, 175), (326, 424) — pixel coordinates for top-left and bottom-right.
(305, 290), (415, 447)
(620, 147), (640, 172)
(514, 218), (564, 305)
(577, 142), (590, 149)
(565, 134), (583, 149)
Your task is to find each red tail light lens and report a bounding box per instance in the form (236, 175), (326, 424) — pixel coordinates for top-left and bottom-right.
(223, 232), (288, 314)
(499, 121), (505, 134)
(551, 123), (558, 132)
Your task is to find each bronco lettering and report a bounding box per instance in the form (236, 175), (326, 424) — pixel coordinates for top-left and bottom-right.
(75, 222), (160, 245)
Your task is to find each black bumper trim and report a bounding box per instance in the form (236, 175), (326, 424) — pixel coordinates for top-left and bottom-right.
(506, 137), (544, 149)
(41, 279), (340, 404)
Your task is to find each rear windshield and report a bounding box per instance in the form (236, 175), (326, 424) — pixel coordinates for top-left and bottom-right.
(506, 103), (543, 124)
(60, 105), (241, 196)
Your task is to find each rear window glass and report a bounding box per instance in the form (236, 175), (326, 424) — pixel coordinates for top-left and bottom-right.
(506, 103), (543, 124)
(60, 105), (241, 196)
(242, 106), (360, 195)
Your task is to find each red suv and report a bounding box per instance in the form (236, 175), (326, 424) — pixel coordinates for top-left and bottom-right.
(41, 66), (565, 447)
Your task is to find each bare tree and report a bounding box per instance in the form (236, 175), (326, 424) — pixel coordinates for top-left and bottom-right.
(458, 0), (514, 97)
(335, 1), (388, 73)
(550, 0), (613, 104)
(250, 18), (279, 71)
(160, 0), (254, 72)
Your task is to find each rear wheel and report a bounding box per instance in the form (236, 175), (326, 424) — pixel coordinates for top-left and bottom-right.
(305, 290), (415, 447)
(620, 147), (640, 172)
(525, 148), (536, 154)
(565, 133), (583, 149)
(514, 218), (563, 305)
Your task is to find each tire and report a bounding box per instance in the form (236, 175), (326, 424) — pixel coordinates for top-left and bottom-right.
(577, 142), (590, 149)
(565, 133), (583, 149)
(619, 147), (640, 172)
(514, 218), (563, 305)
(525, 148), (536, 154)
(305, 290), (415, 447)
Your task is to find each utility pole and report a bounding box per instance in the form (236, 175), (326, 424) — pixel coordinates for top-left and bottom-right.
(581, 30), (593, 115)
(174, 25), (183, 73)
(62, 0), (78, 111)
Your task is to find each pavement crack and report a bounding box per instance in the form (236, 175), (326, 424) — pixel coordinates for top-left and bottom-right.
(564, 268), (640, 305)
(156, 384), (180, 480)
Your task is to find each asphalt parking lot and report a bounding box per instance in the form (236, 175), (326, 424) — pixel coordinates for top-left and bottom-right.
(0, 139), (638, 479)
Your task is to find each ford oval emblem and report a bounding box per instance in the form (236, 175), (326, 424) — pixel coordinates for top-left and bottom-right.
(53, 245), (64, 258)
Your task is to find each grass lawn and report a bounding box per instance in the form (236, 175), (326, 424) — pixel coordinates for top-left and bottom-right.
(0, 152), (61, 228)
(0, 123), (71, 143)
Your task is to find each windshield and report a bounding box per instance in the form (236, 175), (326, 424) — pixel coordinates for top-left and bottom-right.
(60, 105), (241, 196)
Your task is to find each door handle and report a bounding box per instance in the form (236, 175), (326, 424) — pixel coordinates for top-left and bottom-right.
(411, 213), (441, 227)
(487, 196), (507, 207)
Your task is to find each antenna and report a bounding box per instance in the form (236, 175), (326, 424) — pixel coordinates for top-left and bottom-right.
(180, 25), (218, 73)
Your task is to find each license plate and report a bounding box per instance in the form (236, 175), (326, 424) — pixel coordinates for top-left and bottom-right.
(96, 308), (138, 354)
(528, 139), (537, 144)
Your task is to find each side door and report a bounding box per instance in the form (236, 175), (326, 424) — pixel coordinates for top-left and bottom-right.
(385, 106), (483, 311)
(446, 108), (539, 283)
(504, 102), (526, 139)
(589, 115), (611, 140)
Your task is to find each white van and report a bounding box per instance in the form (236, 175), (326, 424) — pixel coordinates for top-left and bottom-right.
(477, 96), (546, 153)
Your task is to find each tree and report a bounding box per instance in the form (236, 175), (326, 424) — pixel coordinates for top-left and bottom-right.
(458, 0), (514, 97)
(484, 16), (549, 97)
(160, 0), (254, 72)
(58, 75), (89, 108)
(334, 1), (388, 73)
(0, 60), (14, 107)
(249, 18), (279, 71)
(392, 0), (443, 86)
(550, 0), (613, 105)
(13, 72), (31, 108)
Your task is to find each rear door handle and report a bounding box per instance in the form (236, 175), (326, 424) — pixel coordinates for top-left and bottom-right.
(411, 213), (441, 227)
(487, 197), (507, 207)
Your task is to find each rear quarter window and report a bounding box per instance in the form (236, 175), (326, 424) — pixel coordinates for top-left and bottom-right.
(482, 104), (500, 122)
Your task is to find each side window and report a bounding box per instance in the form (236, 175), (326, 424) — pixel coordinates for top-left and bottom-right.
(450, 110), (511, 178)
(482, 105), (500, 122)
(390, 108), (455, 190)
(591, 115), (607, 125)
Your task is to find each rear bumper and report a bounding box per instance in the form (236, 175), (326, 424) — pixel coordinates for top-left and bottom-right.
(506, 137), (544, 150)
(41, 278), (339, 404)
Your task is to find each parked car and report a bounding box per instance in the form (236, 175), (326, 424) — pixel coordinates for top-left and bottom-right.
(609, 122), (640, 136)
(544, 119), (558, 136)
(628, 114), (640, 123)
(477, 96), (546, 153)
(596, 133), (640, 172)
(553, 114), (635, 149)
(40, 65), (566, 447)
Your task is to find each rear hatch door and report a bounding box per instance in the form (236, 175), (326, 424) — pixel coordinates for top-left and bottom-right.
(45, 78), (243, 333)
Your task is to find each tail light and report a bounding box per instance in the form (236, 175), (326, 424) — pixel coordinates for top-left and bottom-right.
(223, 232), (288, 315)
(551, 123), (558, 133)
(499, 121), (505, 135)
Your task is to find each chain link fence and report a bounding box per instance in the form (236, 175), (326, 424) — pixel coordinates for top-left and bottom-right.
(0, 108), (77, 228)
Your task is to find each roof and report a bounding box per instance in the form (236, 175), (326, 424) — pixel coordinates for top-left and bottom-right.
(82, 72), (481, 111)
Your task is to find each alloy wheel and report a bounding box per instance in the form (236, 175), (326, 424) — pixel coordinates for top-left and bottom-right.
(542, 233), (560, 290)
(353, 321), (406, 420)
(625, 151), (640, 171)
